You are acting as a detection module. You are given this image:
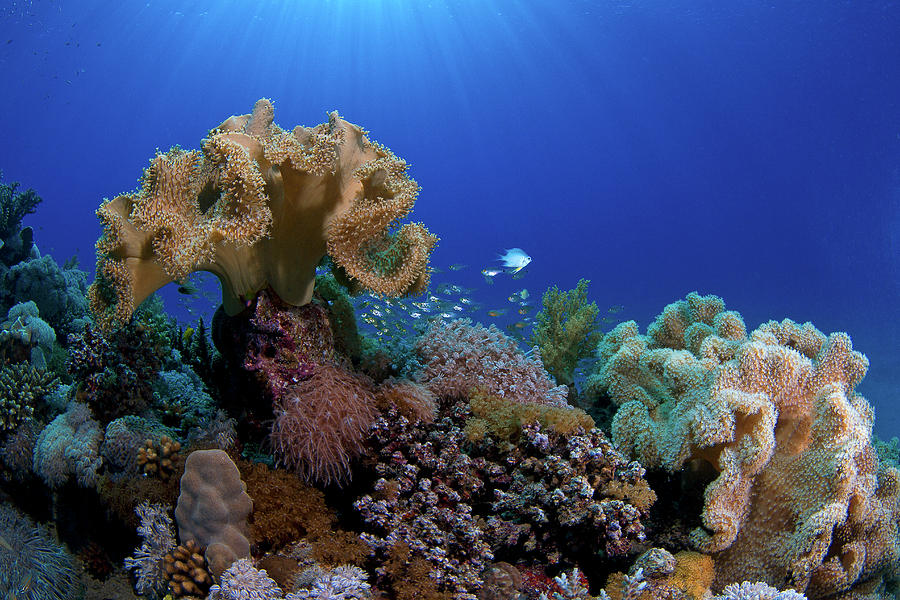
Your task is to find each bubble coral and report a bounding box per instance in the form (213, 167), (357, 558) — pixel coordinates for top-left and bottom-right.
(89, 98), (437, 330)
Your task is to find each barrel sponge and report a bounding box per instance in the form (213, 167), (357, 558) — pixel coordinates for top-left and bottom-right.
(593, 293), (900, 597)
(89, 98), (437, 330)
(175, 449), (253, 577)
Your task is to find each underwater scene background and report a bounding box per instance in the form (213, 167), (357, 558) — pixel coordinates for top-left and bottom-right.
(0, 1), (898, 600)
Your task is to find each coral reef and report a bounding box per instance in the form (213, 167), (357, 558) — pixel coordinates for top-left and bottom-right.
(162, 539), (213, 597)
(415, 318), (568, 405)
(32, 400), (103, 487)
(529, 279), (601, 387)
(589, 292), (900, 597)
(0, 172), (40, 267)
(3, 254), (90, 337)
(88, 99), (436, 329)
(137, 434), (181, 481)
(357, 397), (653, 599)
(209, 558), (283, 600)
(0, 300), (57, 368)
(124, 501), (178, 596)
(0, 502), (82, 600)
(0, 361), (57, 432)
(175, 449), (253, 577)
(66, 320), (163, 424)
(270, 363), (377, 485)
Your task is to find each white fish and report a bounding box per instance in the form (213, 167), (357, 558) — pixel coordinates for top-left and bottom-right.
(497, 248), (532, 273)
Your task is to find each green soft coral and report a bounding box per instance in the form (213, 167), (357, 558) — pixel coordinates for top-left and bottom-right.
(530, 279), (601, 386)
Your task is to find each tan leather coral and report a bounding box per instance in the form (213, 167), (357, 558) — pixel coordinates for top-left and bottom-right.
(89, 99), (437, 329)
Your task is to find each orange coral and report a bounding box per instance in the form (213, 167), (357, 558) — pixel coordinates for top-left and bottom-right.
(89, 99), (437, 329)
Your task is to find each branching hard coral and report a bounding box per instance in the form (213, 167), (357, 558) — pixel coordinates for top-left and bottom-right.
(66, 320), (162, 424)
(529, 279), (601, 386)
(270, 363), (377, 485)
(0, 503), (82, 600)
(416, 318), (568, 405)
(0, 362), (57, 432)
(162, 539), (213, 597)
(124, 501), (177, 596)
(89, 99), (437, 330)
(358, 399), (653, 599)
(590, 292), (900, 598)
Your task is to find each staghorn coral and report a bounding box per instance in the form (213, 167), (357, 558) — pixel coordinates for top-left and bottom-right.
(415, 318), (568, 405)
(89, 98), (436, 330)
(529, 279), (601, 387)
(0, 502), (82, 600)
(270, 363), (377, 486)
(175, 449), (253, 578)
(590, 292), (900, 598)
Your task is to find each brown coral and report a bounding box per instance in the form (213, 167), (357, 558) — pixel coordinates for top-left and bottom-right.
(137, 435), (182, 481)
(90, 99), (437, 330)
(163, 539), (213, 597)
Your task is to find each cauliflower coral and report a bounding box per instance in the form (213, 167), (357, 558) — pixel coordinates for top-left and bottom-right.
(89, 99), (437, 329)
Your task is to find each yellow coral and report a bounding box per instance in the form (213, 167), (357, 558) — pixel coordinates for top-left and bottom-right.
(89, 99), (436, 329)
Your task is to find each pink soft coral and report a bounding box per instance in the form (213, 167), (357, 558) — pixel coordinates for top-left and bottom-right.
(270, 364), (377, 485)
(415, 318), (568, 405)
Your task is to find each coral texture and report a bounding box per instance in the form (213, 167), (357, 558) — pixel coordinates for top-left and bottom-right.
(0, 502), (82, 600)
(415, 318), (568, 405)
(66, 320), (163, 424)
(124, 501), (178, 596)
(529, 278), (601, 386)
(3, 254), (90, 336)
(209, 558), (283, 600)
(89, 98), (436, 329)
(590, 292), (900, 597)
(175, 449), (253, 577)
(0, 362), (56, 432)
(270, 363), (377, 485)
(32, 400), (103, 487)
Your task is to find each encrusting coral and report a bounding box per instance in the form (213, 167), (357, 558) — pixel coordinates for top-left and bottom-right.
(89, 98), (437, 329)
(588, 292), (900, 598)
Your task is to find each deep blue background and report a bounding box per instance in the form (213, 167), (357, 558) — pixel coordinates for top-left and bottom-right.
(1, 1), (898, 436)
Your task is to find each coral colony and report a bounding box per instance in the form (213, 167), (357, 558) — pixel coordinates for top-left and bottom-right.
(0, 100), (897, 600)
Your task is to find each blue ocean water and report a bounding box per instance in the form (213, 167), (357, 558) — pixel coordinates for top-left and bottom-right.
(0, 0), (897, 440)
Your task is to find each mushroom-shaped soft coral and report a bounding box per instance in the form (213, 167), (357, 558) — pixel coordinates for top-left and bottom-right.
(89, 99), (437, 330)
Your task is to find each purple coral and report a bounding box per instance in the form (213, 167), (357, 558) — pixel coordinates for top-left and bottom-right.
(415, 318), (568, 405)
(714, 582), (807, 600)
